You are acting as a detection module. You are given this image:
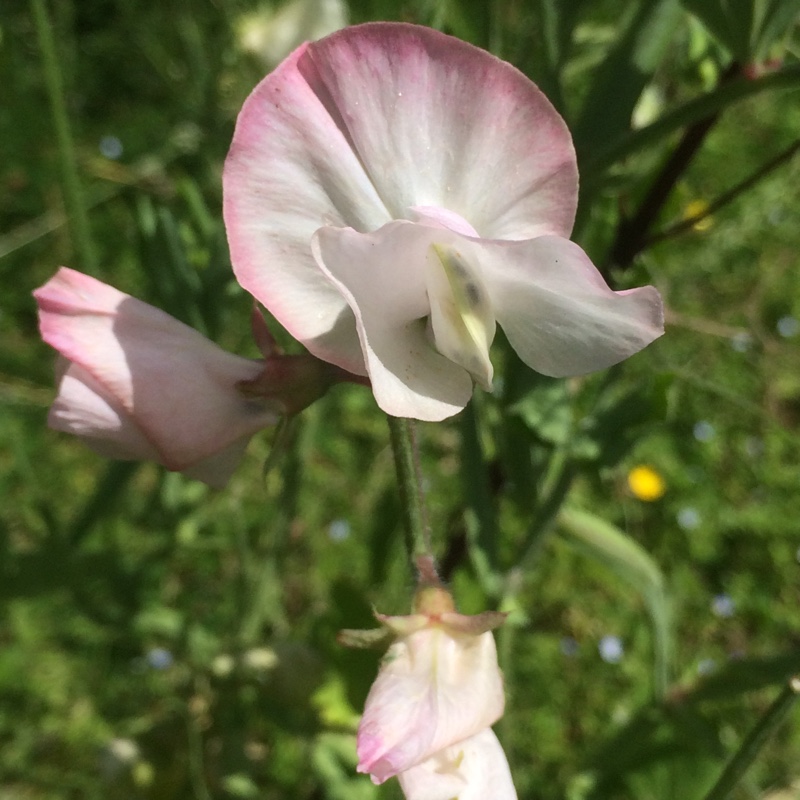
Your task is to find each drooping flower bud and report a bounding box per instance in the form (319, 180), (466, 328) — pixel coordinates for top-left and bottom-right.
(352, 587), (516, 799)
(34, 267), (356, 486)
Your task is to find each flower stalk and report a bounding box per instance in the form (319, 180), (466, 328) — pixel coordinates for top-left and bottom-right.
(30, 0), (97, 271)
(703, 676), (800, 800)
(386, 416), (434, 575)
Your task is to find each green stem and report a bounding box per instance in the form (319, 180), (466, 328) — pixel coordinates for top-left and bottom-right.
(645, 138), (800, 247)
(459, 401), (497, 567)
(30, 0), (97, 270)
(583, 63), (800, 179)
(387, 416), (433, 575)
(186, 699), (213, 800)
(238, 419), (302, 644)
(519, 448), (575, 571)
(703, 677), (800, 800)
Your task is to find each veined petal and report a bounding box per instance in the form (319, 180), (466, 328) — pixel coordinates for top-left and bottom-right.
(224, 40), (390, 373)
(356, 628), (504, 782)
(35, 268), (277, 482)
(224, 23), (578, 368)
(478, 236), (664, 376)
(397, 729), (517, 800)
(301, 23), (578, 240)
(312, 222), (473, 421)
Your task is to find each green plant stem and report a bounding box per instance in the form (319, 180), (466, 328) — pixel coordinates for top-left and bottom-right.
(607, 110), (720, 269)
(703, 677), (800, 800)
(30, 0), (97, 270)
(519, 448), (575, 571)
(605, 62), (743, 271)
(584, 63), (800, 178)
(186, 700), (213, 800)
(645, 138), (800, 247)
(238, 420), (301, 644)
(459, 401), (497, 566)
(387, 416), (433, 574)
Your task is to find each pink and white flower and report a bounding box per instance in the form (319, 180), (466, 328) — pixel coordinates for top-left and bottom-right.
(224, 22), (664, 421)
(34, 268), (345, 487)
(397, 729), (516, 800)
(355, 587), (516, 799)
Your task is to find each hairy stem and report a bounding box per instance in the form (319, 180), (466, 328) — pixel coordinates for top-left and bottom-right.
(387, 416), (434, 579)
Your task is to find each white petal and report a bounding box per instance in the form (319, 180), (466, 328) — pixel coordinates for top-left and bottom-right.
(478, 236), (664, 376)
(49, 360), (159, 462)
(224, 23), (579, 370)
(357, 628), (505, 781)
(224, 41), (391, 373)
(397, 729), (517, 800)
(35, 268), (278, 481)
(301, 24), (578, 239)
(312, 222), (473, 421)
(425, 243), (495, 391)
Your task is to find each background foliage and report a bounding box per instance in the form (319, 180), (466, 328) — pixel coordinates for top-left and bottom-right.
(2, 0), (800, 798)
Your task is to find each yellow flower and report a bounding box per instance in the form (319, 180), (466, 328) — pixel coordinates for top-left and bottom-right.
(683, 199), (713, 232)
(627, 465), (666, 502)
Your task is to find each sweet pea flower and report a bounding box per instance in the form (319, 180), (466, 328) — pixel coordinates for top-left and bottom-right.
(34, 267), (348, 487)
(397, 729), (516, 800)
(353, 586), (515, 799)
(224, 22), (664, 421)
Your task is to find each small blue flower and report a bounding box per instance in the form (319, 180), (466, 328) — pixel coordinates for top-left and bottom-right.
(328, 519), (350, 541)
(693, 421), (715, 442)
(146, 647), (174, 670)
(730, 332), (753, 353)
(99, 135), (123, 160)
(677, 507), (701, 530)
(598, 635), (624, 664)
(711, 594), (735, 618)
(697, 658), (717, 676)
(776, 315), (799, 338)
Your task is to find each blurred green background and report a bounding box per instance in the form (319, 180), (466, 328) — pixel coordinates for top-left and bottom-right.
(2, 0), (800, 798)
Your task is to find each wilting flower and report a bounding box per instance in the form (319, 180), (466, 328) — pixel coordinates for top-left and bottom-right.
(352, 586), (515, 799)
(34, 268), (348, 487)
(224, 22), (664, 421)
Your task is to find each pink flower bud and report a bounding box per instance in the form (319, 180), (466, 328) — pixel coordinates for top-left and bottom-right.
(356, 589), (515, 798)
(34, 268), (347, 486)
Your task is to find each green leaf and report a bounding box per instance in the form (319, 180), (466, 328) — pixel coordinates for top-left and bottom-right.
(572, 0), (684, 159)
(755, 0), (800, 59)
(558, 507), (672, 698)
(311, 733), (379, 800)
(587, 704), (724, 800)
(221, 773), (260, 798)
(515, 0), (591, 112)
(508, 378), (573, 447)
(690, 649), (800, 701)
(584, 62), (800, 179)
(681, 0), (800, 61)
(579, 374), (673, 468)
(681, 0), (754, 60)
